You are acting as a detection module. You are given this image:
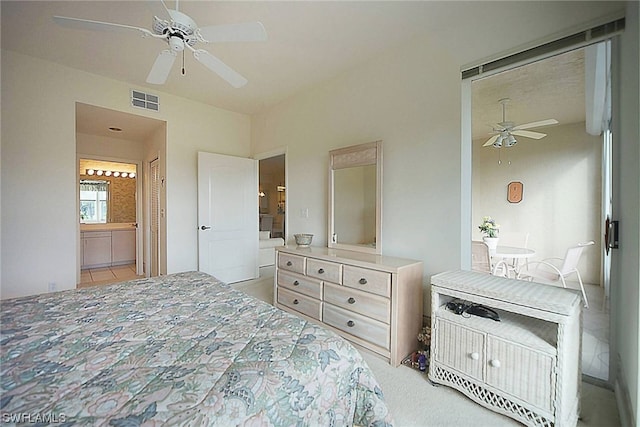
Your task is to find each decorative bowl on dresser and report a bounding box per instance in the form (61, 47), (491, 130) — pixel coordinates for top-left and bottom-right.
(429, 270), (582, 427)
(274, 245), (423, 366)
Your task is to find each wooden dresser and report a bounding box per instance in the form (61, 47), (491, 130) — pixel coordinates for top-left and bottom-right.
(429, 270), (582, 427)
(274, 246), (423, 366)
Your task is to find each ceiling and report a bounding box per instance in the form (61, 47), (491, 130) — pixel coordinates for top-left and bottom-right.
(472, 48), (586, 144)
(1, 1), (623, 141)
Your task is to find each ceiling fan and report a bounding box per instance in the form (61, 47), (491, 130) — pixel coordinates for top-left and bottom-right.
(53, 0), (267, 88)
(483, 98), (558, 148)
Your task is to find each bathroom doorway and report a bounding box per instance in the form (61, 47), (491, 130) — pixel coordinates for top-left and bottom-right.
(258, 154), (286, 239)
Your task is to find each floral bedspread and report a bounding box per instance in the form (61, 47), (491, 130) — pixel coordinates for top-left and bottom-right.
(0, 271), (393, 426)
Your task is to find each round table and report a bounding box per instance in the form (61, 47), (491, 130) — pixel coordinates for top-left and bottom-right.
(494, 245), (536, 259)
(493, 246), (536, 278)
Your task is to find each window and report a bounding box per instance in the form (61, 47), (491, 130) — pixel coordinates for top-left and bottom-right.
(80, 180), (108, 223)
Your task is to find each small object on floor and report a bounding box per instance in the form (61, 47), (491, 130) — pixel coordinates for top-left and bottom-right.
(402, 350), (430, 373)
(418, 353), (427, 371)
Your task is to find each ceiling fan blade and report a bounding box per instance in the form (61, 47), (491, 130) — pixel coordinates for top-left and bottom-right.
(53, 16), (154, 37)
(193, 49), (248, 88)
(513, 119), (558, 131)
(146, 50), (177, 85)
(511, 130), (547, 140)
(199, 22), (267, 43)
(483, 135), (500, 147)
(146, 0), (172, 21)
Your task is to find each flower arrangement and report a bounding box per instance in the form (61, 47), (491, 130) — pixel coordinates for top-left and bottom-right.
(479, 216), (500, 238)
(417, 326), (431, 348)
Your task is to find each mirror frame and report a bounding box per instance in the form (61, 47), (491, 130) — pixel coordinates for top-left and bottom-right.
(328, 140), (382, 254)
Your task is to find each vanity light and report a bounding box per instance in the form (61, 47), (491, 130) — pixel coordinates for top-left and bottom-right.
(85, 169), (136, 178)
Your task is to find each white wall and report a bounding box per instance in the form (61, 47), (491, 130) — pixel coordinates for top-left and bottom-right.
(252, 36), (463, 315)
(0, 50), (251, 298)
(472, 122), (602, 284)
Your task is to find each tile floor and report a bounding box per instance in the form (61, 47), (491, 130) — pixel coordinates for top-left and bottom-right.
(582, 282), (610, 380)
(78, 264), (143, 288)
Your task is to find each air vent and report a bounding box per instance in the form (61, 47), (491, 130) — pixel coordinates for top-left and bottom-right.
(131, 90), (159, 111)
(462, 17), (625, 80)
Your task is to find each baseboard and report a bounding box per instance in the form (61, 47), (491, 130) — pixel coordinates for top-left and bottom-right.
(615, 358), (636, 427)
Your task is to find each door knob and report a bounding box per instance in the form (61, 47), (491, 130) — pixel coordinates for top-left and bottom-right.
(200, 225), (211, 230)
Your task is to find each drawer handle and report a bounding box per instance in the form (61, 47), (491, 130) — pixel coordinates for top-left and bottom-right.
(286, 261), (293, 266)
(293, 280), (300, 286)
(293, 299), (299, 305)
(347, 320), (355, 327)
(469, 352), (480, 361)
(318, 268), (325, 274)
(359, 278), (367, 285)
(347, 297), (356, 304)
(489, 359), (501, 368)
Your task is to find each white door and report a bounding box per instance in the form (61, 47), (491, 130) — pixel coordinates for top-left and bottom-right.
(198, 152), (258, 283)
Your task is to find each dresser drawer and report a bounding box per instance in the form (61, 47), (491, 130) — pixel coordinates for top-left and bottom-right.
(343, 265), (391, 297)
(278, 252), (305, 274)
(323, 303), (390, 349)
(278, 287), (322, 320)
(323, 282), (390, 323)
(277, 270), (323, 300)
(306, 258), (342, 284)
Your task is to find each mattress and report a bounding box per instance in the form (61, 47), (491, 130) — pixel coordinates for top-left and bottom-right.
(0, 271), (393, 426)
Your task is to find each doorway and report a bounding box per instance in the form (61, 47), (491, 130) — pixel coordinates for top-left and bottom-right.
(78, 157), (143, 286)
(75, 102), (166, 285)
(258, 154), (286, 239)
(468, 44), (612, 382)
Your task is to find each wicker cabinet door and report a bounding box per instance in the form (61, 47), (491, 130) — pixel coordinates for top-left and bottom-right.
(434, 319), (485, 382)
(485, 336), (555, 413)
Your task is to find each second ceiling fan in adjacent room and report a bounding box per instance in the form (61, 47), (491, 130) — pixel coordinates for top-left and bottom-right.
(483, 98), (558, 148)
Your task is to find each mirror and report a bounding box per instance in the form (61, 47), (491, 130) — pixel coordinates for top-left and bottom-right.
(79, 159), (137, 224)
(329, 141), (382, 254)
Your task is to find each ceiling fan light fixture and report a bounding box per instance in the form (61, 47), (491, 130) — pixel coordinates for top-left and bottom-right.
(492, 135), (503, 148)
(169, 36), (185, 52)
(506, 134), (517, 147)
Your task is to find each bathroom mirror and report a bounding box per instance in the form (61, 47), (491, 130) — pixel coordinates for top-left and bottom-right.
(328, 140), (382, 254)
(79, 159), (137, 224)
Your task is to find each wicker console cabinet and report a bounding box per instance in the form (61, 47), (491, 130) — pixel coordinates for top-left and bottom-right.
(429, 270), (582, 427)
(275, 246), (423, 366)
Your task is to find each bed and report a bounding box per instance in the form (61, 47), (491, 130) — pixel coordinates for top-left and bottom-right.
(0, 271), (393, 426)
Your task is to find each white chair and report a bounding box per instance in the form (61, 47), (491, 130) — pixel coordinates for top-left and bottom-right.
(516, 241), (595, 307)
(259, 215), (273, 233)
(259, 231), (284, 267)
(472, 241), (508, 276)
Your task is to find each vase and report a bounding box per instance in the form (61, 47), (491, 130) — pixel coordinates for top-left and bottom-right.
(483, 237), (499, 255)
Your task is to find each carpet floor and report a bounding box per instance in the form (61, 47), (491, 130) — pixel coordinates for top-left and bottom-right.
(232, 272), (621, 427)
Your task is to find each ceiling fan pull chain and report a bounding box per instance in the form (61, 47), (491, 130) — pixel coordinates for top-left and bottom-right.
(182, 50), (186, 76)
